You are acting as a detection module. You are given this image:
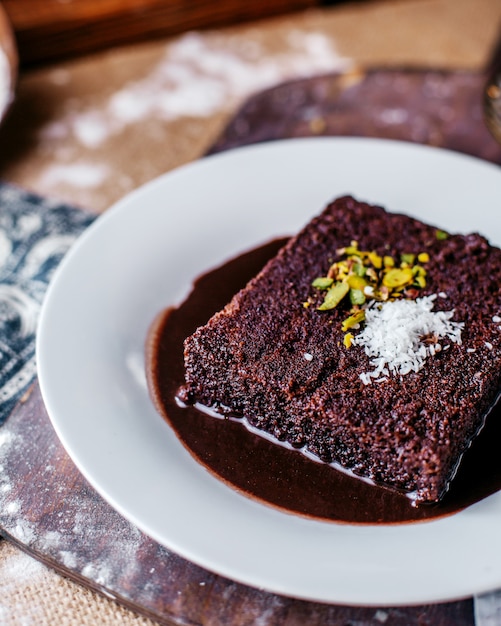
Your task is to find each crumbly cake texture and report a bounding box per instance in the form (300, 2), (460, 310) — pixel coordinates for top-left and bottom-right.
(179, 196), (501, 504)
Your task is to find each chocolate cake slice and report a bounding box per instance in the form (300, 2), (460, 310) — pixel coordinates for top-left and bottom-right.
(178, 196), (501, 504)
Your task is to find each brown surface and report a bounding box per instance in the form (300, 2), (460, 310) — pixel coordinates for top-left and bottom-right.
(4, 0), (322, 66)
(209, 68), (501, 163)
(1, 0), (500, 214)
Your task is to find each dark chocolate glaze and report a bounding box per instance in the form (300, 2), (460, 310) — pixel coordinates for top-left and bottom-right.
(146, 239), (501, 525)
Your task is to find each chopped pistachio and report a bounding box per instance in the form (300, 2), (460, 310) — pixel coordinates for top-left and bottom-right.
(308, 239), (429, 346)
(353, 262), (367, 277)
(339, 245), (359, 256)
(366, 267), (378, 281)
(347, 275), (367, 290)
(327, 264), (338, 279)
(400, 253), (415, 265)
(312, 276), (334, 289)
(382, 267), (414, 288)
(336, 263), (350, 281)
(379, 285), (390, 301)
(318, 281), (349, 310)
(405, 287), (420, 299)
(343, 332), (354, 348)
(349, 288), (366, 306)
(367, 251), (383, 269)
(412, 265), (427, 277)
(342, 310), (366, 331)
(436, 229), (449, 240)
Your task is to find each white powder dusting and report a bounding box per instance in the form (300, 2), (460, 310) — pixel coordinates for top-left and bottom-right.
(0, 412), (152, 620)
(245, 596), (286, 626)
(6, 501), (19, 514)
(69, 509), (144, 587)
(38, 29), (350, 153)
(111, 30), (348, 123)
(13, 520), (37, 544)
(0, 547), (47, 589)
(81, 562), (113, 587)
(380, 108), (408, 125)
(0, 430), (13, 448)
(38, 162), (110, 189)
(354, 295), (463, 383)
(0, 544), (50, 626)
(71, 110), (113, 148)
(374, 609), (389, 623)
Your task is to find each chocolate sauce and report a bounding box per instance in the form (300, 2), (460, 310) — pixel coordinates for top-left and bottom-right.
(146, 239), (501, 524)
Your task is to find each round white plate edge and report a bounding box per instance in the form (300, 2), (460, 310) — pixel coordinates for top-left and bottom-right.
(37, 137), (501, 606)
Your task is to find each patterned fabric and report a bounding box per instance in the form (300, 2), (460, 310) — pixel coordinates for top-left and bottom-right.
(0, 182), (95, 424)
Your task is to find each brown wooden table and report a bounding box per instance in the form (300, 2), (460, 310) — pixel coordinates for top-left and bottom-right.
(3, 0), (337, 65)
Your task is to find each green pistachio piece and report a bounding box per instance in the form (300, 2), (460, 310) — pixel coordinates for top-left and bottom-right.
(367, 251), (383, 269)
(312, 276), (334, 289)
(342, 309), (366, 331)
(349, 288), (366, 306)
(353, 262), (367, 277)
(347, 275), (367, 290)
(317, 281), (349, 310)
(400, 253), (415, 265)
(382, 267), (414, 288)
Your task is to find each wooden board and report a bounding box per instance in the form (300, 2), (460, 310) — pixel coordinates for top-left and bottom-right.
(1, 67), (500, 625)
(209, 67), (501, 165)
(3, 0), (323, 66)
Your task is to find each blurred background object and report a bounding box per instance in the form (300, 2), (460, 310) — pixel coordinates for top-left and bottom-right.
(2, 0), (355, 66)
(484, 29), (501, 146)
(0, 3), (17, 122)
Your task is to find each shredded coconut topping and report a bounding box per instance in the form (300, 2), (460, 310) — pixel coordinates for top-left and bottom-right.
(353, 295), (463, 383)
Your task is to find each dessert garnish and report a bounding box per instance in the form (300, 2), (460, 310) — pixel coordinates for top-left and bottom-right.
(435, 229), (449, 240)
(307, 240), (429, 326)
(353, 295), (463, 384)
(308, 241), (464, 382)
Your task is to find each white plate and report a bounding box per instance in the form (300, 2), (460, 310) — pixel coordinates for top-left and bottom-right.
(37, 137), (501, 606)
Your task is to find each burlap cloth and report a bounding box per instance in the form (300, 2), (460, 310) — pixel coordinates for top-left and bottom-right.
(0, 0), (499, 623)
